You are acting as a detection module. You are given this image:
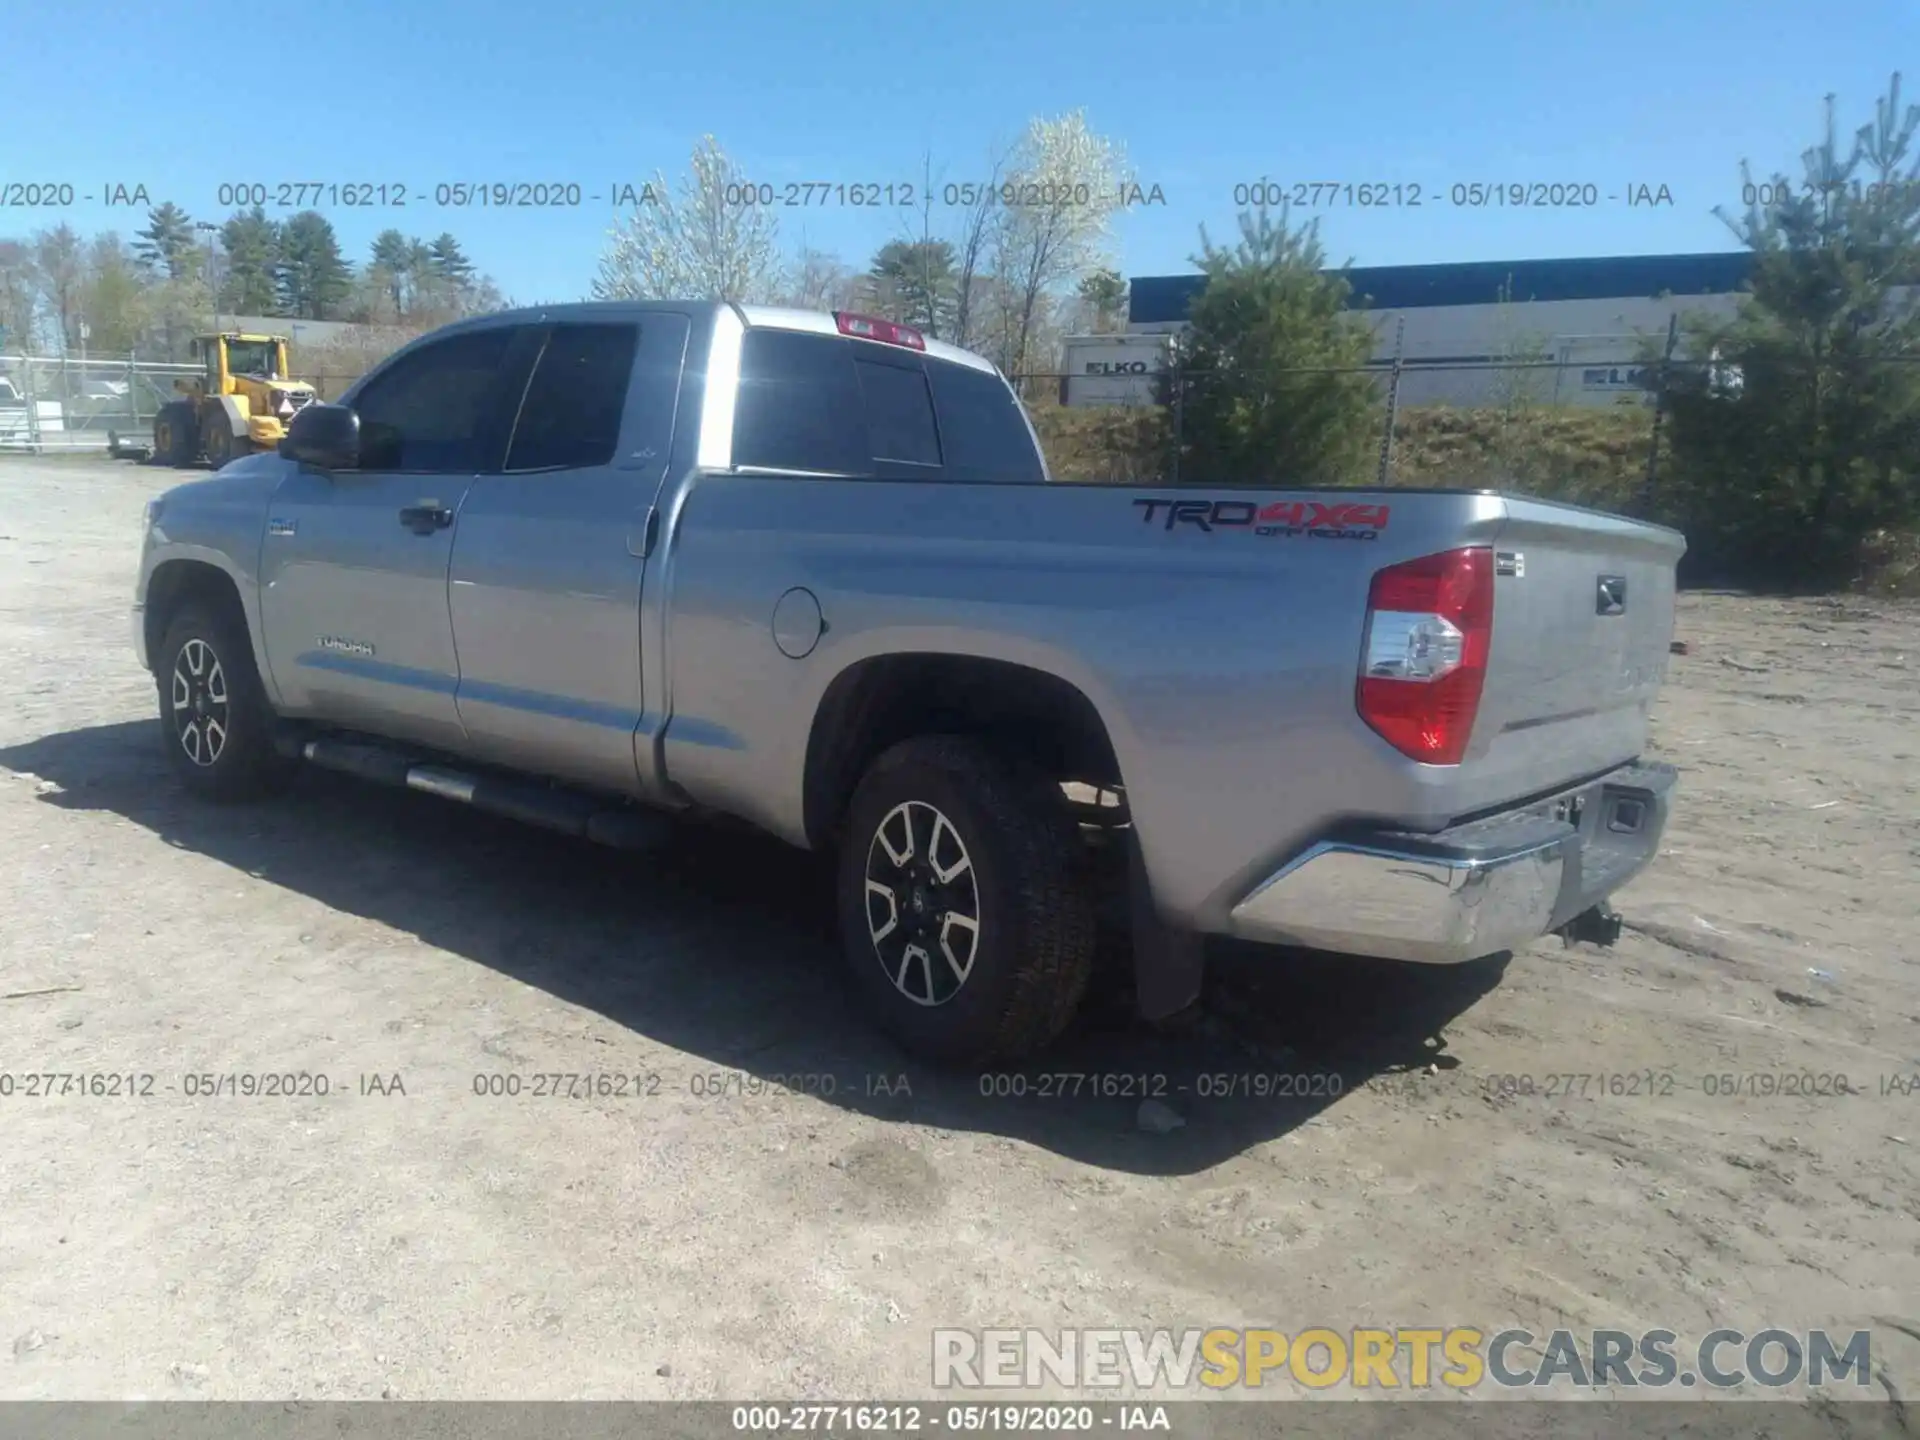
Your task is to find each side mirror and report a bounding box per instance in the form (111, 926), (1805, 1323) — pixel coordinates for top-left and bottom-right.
(279, 403), (360, 470)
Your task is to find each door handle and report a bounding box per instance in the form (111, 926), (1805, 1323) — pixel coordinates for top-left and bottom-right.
(399, 502), (454, 534)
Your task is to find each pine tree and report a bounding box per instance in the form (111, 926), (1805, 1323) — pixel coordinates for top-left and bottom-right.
(1170, 204), (1378, 486)
(276, 211), (352, 319)
(1077, 268), (1128, 333)
(1660, 73), (1920, 586)
(217, 206), (283, 316)
(135, 203), (198, 279)
(369, 229), (414, 317)
(427, 233), (475, 289)
(868, 239), (958, 337)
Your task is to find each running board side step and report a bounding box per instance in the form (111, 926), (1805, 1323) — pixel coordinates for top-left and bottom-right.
(289, 735), (674, 851)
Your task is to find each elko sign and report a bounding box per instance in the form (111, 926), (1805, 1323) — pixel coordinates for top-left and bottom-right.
(1061, 335), (1169, 408)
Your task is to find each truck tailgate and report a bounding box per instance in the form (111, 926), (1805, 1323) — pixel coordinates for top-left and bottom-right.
(1466, 498), (1685, 809)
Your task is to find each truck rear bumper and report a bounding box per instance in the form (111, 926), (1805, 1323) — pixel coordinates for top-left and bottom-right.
(1227, 760), (1676, 964)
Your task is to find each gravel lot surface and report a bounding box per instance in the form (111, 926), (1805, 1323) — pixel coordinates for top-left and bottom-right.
(1, 456), (1915, 1415)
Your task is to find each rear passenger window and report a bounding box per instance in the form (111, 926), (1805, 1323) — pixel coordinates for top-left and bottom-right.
(927, 361), (1046, 484)
(854, 356), (942, 467)
(733, 329), (868, 474)
(506, 323), (639, 470)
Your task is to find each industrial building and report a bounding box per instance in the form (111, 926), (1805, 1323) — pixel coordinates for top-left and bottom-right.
(1060, 251), (1757, 410)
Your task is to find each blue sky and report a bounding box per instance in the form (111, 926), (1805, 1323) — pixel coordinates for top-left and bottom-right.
(11, 0), (1914, 302)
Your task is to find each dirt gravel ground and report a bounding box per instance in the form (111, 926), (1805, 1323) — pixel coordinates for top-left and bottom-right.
(1, 456), (1916, 1415)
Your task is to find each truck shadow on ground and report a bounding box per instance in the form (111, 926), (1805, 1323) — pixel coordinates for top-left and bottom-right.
(3, 720), (1508, 1175)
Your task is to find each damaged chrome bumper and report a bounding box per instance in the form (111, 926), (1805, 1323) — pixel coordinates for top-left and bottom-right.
(1227, 760), (1676, 964)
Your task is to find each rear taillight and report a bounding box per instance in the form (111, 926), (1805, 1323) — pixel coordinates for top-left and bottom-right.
(1356, 546), (1494, 765)
(834, 312), (927, 350)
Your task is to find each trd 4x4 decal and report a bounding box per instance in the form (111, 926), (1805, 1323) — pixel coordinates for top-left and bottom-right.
(1131, 497), (1390, 539)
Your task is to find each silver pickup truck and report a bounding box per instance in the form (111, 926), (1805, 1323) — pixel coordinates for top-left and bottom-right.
(133, 301), (1683, 1063)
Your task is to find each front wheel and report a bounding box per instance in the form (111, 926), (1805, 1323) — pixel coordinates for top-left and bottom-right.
(153, 403), (197, 467)
(155, 602), (286, 800)
(205, 422), (251, 469)
(836, 736), (1097, 1066)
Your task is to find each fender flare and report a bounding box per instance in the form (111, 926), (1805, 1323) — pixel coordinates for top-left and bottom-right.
(211, 394), (249, 437)
(141, 546), (285, 709)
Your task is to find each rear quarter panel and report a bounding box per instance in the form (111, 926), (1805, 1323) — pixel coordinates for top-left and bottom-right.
(659, 479), (1532, 929)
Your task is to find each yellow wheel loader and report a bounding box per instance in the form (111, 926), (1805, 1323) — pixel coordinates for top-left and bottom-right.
(151, 332), (318, 469)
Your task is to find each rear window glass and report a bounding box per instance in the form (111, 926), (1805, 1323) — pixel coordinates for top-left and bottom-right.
(732, 329), (868, 474)
(731, 327), (1043, 482)
(854, 356), (941, 466)
(927, 361), (1045, 483)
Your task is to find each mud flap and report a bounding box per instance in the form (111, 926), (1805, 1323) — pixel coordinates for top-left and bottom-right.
(1126, 831), (1205, 1019)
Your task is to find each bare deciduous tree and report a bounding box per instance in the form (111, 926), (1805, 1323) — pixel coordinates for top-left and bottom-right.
(81, 234), (150, 354)
(0, 241), (38, 351)
(780, 246), (866, 312)
(32, 224), (85, 352)
(942, 144), (1013, 352)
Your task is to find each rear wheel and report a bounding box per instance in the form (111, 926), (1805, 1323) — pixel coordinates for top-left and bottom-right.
(153, 403), (197, 467)
(155, 602), (286, 800)
(836, 736), (1096, 1066)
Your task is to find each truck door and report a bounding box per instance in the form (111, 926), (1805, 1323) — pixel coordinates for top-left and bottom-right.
(257, 323), (530, 751)
(448, 314), (689, 795)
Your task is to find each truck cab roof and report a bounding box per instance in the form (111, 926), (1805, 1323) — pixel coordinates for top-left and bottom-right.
(419, 300), (1003, 376)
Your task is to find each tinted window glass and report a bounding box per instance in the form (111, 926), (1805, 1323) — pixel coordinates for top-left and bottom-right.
(927, 360), (1046, 483)
(854, 356), (942, 466)
(506, 323), (639, 470)
(732, 329), (868, 474)
(354, 328), (514, 473)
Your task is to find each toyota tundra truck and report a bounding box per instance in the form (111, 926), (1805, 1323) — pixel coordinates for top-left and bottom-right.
(131, 302), (1683, 1064)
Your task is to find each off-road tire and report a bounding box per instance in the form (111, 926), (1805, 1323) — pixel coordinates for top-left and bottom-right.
(837, 736), (1097, 1066)
(154, 601), (286, 801)
(153, 403), (197, 467)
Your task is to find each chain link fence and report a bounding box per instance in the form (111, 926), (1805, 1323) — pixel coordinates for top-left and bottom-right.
(0, 353), (395, 452)
(11, 346), (1884, 541)
(1008, 353), (1709, 512)
(0, 353), (201, 453)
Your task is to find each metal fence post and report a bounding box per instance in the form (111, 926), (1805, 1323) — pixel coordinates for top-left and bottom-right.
(22, 357), (40, 453)
(1639, 313), (1680, 512)
(1169, 353), (1184, 486)
(1376, 316), (1406, 486)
